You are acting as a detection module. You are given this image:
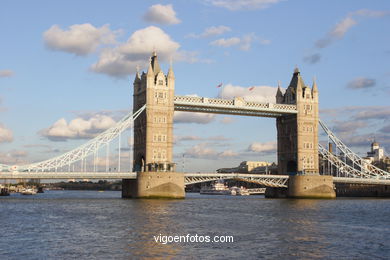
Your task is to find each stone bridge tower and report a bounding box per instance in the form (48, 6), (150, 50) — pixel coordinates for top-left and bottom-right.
(122, 52), (184, 199)
(132, 51), (175, 172)
(275, 68), (335, 198)
(276, 68), (319, 175)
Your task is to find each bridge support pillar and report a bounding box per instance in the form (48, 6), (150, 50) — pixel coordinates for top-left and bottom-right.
(122, 171), (185, 199)
(287, 175), (336, 199)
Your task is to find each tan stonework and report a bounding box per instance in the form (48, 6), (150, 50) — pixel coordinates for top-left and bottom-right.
(287, 175), (336, 199)
(128, 54), (328, 199)
(276, 68), (319, 175)
(122, 172), (185, 199)
(126, 52), (184, 199)
(132, 52), (175, 172)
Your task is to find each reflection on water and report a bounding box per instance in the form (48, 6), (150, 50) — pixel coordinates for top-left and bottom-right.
(0, 191), (389, 259)
(129, 200), (183, 258)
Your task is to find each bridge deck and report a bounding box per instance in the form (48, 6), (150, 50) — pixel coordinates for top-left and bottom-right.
(174, 96), (297, 117)
(0, 172), (389, 186)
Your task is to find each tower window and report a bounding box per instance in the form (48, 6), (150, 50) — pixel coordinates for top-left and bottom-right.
(158, 80), (163, 85)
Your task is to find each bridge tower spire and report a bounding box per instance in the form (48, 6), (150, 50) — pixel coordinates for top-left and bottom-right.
(123, 51), (184, 199)
(276, 67), (319, 174)
(275, 68), (334, 198)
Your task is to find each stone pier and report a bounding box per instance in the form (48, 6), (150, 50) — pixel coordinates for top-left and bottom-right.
(287, 175), (336, 199)
(265, 175), (336, 199)
(122, 171), (185, 199)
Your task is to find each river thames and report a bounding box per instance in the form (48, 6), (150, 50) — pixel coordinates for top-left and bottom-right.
(0, 191), (389, 259)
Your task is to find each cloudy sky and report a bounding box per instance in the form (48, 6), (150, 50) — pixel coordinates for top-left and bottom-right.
(1, 0), (389, 172)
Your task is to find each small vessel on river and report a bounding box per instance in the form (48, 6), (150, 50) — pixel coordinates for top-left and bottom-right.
(200, 181), (230, 195)
(20, 188), (37, 195)
(230, 186), (250, 196)
(0, 187), (10, 196)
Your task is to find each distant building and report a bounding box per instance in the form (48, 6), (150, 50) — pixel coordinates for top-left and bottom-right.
(364, 141), (390, 172)
(366, 142), (384, 162)
(237, 161), (271, 172)
(217, 161), (277, 174)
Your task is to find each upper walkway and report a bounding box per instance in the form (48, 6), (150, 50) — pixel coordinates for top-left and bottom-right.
(173, 96), (297, 117)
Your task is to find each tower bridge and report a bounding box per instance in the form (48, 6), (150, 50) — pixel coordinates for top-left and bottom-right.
(1, 52), (390, 198)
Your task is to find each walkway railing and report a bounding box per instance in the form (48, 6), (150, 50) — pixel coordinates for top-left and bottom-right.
(174, 96), (297, 117)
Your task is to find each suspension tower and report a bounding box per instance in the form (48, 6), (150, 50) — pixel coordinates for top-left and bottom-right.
(122, 52), (184, 198)
(275, 68), (335, 198)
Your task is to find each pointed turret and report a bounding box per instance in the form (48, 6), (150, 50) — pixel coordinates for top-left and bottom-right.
(151, 51), (161, 76)
(167, 58), (174, 79)
(276, 80), (283, 103)
(312, 76), (318, 93)
(134, 65), (141, 83)
(277, 80), (282, 94)
(147, 57), (154, 78)
(287, 66), (307, 99)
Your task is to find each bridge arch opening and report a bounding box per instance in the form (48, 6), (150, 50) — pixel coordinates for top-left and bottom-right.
(134, 154), (145, 172)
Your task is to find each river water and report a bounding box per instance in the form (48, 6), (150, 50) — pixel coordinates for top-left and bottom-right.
(0, 191), (389, 259)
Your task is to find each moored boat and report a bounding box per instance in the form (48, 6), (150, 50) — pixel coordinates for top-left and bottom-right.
(200, 181), (230, 195)
(230, 186), (250, 196)
(20, 188), (37, 195)
(0, 187), (10, 196)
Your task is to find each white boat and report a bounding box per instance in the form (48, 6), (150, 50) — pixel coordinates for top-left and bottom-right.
(20, 188), (37, 195)
(230, 186), (250, 196)
(200, 181), (230, 195)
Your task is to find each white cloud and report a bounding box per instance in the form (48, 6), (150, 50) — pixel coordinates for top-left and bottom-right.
(316, 17), (357, 48)
(188, 25), (231, 38)
(219, 84), (281, 103)
(351, 9), (390, 18)
(40, 114), (116, 141)
(0, 150), (28, 165)
(207, 0), (283, 11)
(210, 33), (269, 50)
(239, 34), (256, 51)
(220, 117), (235, 124)
(174, 135), (230, 147)
(44, 24), (203, 78)
(174, 50), (214, 64)
(184, 143), (238, 159)
(174, 111), (216, 124)
(91, 26), (180, 77)
(331, 120), (367, 135)
(185, 143), (217, 158)
(0, 70), (14, 78)
(211, 37), (241, 47)
(316, 9), (390, 49)
(353, 107), (390, 121)
(43, 23), (117, 55)
(0, 124), (13, 143)
(219, 150), (238, 157)
(331, 17), (357, 38)
(143, 4), (181, 25)
(247, 141), (277, 153)
(303, 53), (321, 64)
(347, 77), (376, 89)
(175, 135), (202, 142)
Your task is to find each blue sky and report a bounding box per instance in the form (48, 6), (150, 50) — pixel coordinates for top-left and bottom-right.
(1, 0), (389, 172)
